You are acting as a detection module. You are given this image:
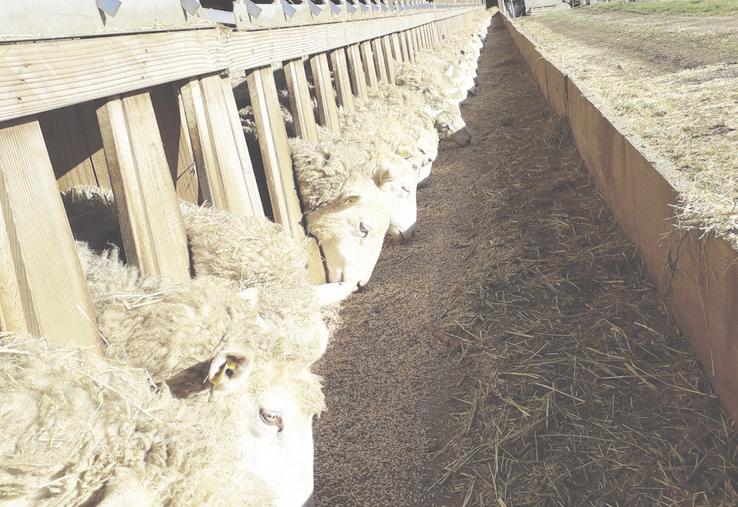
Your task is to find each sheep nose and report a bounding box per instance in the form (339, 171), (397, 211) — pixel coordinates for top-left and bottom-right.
(359, 221), (371, 237)
(400, 224), (418, 242)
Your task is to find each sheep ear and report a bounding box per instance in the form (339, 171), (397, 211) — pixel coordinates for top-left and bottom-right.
(207, 351), (250, 389)
(378, 168), (393, 185)
(341, 194), (361, 206)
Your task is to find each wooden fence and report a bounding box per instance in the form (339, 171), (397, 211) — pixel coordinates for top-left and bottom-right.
(0, 1), (484, 351)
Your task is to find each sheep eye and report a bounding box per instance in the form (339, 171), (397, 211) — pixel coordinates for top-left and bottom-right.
(259, 408), (284, 432)
(401, 185), (411, 194)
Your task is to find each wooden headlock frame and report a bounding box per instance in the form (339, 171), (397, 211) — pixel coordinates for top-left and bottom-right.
(0, 1), (484, 350)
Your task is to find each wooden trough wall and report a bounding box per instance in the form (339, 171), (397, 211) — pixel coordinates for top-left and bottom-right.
(0, 3), (484, 351)
(501, 13), (738, 420)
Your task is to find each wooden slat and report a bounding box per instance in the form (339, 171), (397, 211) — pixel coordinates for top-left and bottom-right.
(179, 74), (261, 216)
(381, 35), (397, 84)
(360, 41), (379, 90)
(219, 75), (265, 218)
(399, 30), (411, 62)
(0, 118), (100, 350)
(371, 38), (389, 83)
(330, 48), (355, 111)
(347, 44), (369, 100)
(150, 83), (200, 204)
(96, 91), (190, 281)
(284, 59), (320, 143)
(245, 66), (325, 283)
(408, 29), (419, 60)
(309, 53), (341, 134)
(391, 32), (404, 64)
(77, 102), (112, 189)
(245, 67), (304, 237)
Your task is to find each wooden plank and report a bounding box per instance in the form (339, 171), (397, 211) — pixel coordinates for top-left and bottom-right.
(360, 41), (379, 90)
(399, 30), (411, 62)
(381, 35), (397, 84)
(0, 118), (100, 350)
(224, 8), (478, 72)
(309, 53), (342, 134)
(150, 83), (200, 205)
(179, 74), (260, 216)
(0, 199), (25, 333)
(218, 75), (265, 218)
(347, 44), (369, 100)
(0, 8), (480, 123)
(245, 66), (304, 237)
(371, 38), (389, 83)
(391, 32), (404, 63)
(284, 59), (320, 143)
(245, 66), (325, 283)
(0, 8), (481, 124)
(330, 48), (355, 111)
(77, 101), (112, 189)
(96, 91), (190, 282)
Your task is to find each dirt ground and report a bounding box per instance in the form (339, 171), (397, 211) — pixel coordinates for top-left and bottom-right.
(313, 13), (738, 506)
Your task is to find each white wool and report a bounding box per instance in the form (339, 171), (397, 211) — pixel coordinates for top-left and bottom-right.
(0, 334), (286, 507)
(62, 186), (333, 366)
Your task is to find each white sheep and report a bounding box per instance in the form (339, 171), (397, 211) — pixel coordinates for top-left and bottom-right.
(290, 137), (390, 286)
(395, 62), (473, 147)
(0, 334), (323, 507)
(62, 186), (352, 363)
(346, 82), (441, 186)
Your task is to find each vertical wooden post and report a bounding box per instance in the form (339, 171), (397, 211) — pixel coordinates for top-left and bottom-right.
(0, 118), (101, 350)
(245, 66), (325, 283)
(219, 75), (265, 218)
(330, 48), (355, 111)
(359, 41), (379, 90)
(399, 31), (411, 63)
(381, 35), (397, 84)
(179, 75), (262, 217)
(412, 28), (422, 53)
(283, 59), (320, 143)
(97, 91), (190, 282)
(371, 38), (389, 84)
(391, 33), (404, 64)
(309, 53), (341, 134)
(150, 84), (200, 205)
(347, 44), (369, 100)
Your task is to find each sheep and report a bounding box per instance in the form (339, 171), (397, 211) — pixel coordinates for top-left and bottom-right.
(395, 62), (473, 147)
(62, 186), (349, 364)
(346, 82), (440, 186)
(290, 137), (390, 286)
(0, 333), (324, 507)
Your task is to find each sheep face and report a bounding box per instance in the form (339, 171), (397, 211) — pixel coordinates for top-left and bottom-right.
(430, 105), (472, 147)
(307, 182), (390, 287)
(207, 356), (324, 507)
(374, 157), (418, 242)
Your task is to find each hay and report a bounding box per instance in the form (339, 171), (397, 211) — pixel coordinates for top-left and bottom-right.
(517, 10), (738, 249)
(430, 17), (738, 505)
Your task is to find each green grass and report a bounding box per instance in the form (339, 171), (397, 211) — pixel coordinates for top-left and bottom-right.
(589, 0), (738, 16)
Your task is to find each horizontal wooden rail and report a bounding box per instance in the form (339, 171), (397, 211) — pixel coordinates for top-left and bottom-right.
(0, 6), (480, 124)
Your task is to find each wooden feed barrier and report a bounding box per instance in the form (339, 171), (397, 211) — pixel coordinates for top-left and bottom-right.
(0, 0), (484, 350)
